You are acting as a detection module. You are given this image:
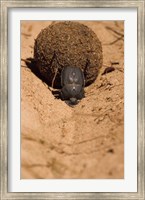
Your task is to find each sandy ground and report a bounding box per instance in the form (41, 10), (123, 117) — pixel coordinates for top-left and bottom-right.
(21, 21), (124, 179)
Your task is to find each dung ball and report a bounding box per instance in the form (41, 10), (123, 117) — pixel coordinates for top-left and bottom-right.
(34, 21), (103, 89)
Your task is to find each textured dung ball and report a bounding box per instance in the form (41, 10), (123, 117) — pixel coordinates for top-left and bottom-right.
(34, 21), (103, 89)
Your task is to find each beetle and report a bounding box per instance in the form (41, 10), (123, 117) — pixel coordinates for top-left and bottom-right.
(60, 66), (85, 106)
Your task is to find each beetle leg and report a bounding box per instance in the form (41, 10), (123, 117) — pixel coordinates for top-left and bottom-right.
(50, 52), (59, 88)
(84, 59), (90, 84)
(50, 51), (64, 88)
(51, 66), (58, 88)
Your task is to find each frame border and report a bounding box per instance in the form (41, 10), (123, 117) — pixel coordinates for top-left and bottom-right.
(0, 0), (144, 199)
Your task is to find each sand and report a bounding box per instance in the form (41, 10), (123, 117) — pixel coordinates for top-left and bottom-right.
(21, 21), (124, 179)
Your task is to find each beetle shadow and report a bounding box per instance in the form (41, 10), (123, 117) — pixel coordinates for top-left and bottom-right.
(22, 57), (62, 100)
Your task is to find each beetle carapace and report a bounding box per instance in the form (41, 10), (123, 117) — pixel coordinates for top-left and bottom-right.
(61, 66), (85, 105)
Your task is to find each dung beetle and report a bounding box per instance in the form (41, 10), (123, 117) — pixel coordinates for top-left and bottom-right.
(60, 66), (85, 105)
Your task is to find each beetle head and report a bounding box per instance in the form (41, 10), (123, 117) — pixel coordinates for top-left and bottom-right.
(70, 97), (78, 105)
